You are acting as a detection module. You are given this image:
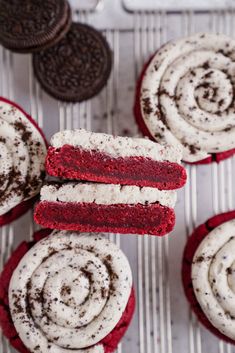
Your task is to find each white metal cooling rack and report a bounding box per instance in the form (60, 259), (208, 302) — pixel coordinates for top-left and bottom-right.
(1, 1), (235, 353)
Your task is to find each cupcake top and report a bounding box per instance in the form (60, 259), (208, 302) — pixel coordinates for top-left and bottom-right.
(0, 98), (47, 216)
(50, 128), (183, 163)
(9, 231), (132, 352)
(140, 32), (235, 163)
(192, 219), (235, 340)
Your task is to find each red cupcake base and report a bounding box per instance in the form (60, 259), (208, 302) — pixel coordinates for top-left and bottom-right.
(182, 210), (235, 344)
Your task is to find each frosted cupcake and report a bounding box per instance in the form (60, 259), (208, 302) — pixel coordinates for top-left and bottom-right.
(134, 33), (235, 164)
(182, 210), (235, 343)
(0, 97), (47, 226)
(0, 229), (135, 353)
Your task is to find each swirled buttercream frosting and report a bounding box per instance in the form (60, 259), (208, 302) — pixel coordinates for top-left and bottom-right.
(0, 98), (47, 216)
(138, 33), (235, 163)
(9, 231), (132, 352)
(192, 219), (235, 340)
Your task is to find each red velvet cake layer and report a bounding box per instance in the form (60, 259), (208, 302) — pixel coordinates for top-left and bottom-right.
(0, 229), (135, 353)
(182, 210), (235, 344)
(46, 145), (187, 190)
(133, 55), (235, 165)
(35, 201), (175, 236)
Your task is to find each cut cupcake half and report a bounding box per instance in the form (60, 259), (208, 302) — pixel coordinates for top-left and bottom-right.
(46, 129), (187, 190)
(34, 182), (176, 236)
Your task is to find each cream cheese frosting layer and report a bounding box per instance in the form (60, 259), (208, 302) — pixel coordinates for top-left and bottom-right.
(40, 182), (177, 208)
(50, 128), (183, 163)
(192, 219), (235, 340)
(9, 231), (132, 353)
(140, 32), (235, 162)
(0, 100), (47, 216)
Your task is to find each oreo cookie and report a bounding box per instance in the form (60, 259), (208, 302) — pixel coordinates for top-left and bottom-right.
(33, 22), (112, 102)
(0, 0), (72, 53)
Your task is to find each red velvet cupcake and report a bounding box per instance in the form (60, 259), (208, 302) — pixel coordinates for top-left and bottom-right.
(134, 32), (235, 165)
(182, 210), (235, 343)
(0, 229), (135, 353)
(0, 97), (47, 226)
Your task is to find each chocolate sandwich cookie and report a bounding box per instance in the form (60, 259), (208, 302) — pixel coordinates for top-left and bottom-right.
(33, 23), (112, 102)
(0, 0), (72, 53)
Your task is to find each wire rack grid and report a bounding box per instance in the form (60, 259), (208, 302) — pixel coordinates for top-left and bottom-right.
(1, 2), (235, 353)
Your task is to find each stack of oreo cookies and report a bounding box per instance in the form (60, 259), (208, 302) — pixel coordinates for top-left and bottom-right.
(0, 0), (112, 102)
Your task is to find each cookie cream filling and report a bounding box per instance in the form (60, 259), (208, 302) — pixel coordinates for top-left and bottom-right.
(40, 182), (177, 208)
(140, 32), (235, 162)
(192, 219), (235, 340)
(0, 99), (47, 216)
(50, 129), (183, 163)
(9, 231), (132, 353)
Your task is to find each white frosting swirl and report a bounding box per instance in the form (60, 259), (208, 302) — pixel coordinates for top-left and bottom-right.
(140, 33), (235, 162)
(40, 182), (177, 208)
(9, 231), (132, 353)
(50, 129), (183, 163)
(192, 219), (235, 339)
(0, 99), (47, 216)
